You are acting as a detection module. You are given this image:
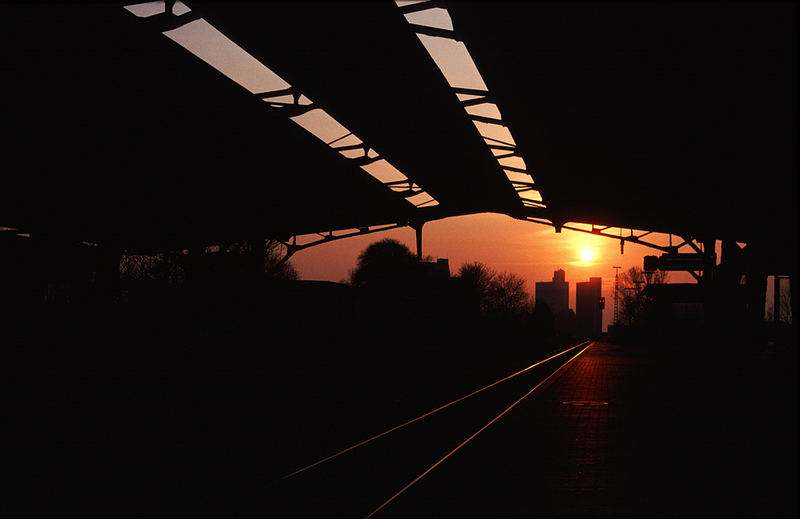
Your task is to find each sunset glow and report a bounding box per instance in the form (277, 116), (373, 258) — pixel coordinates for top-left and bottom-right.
(289, 213), (705, 332)
(580, 248), (593, 262)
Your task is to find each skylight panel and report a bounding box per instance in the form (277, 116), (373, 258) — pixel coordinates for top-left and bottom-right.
(396, 1), (545, 209)
(328, 133), (367, 158)
(484, 134), (516, 147)
(498, 156), (526, 170)
(125, 1), (190, 18)
(407, 192), (437, 207)
(395, 1), (431, 8)
(290, 108), (352, 145)
(172, 2), (192, 16)
(455, 93), (483, 102)
(261, 94), (312, 107)
(504, 170), (532, 183)
(403, 8), (453, 31)
(338, 148), (367, 159)
(473, 121), (515, 145)
(262, 94), (295, 104)
(163, 18), (290, 94)
(519, 191), (543, 203)
(415, 35), (488, 91)
(124, 2), (166, 18)
(328, 133), (361, 147)
(464, 102), (502, 120)
(127, 6), (439, 210)
(360, 159), (409, 184)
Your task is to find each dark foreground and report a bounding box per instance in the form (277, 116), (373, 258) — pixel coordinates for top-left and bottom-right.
(7, 294), (798, 518)
(374, 340), (798, 518)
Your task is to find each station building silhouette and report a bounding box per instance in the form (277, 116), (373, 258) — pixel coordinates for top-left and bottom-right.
(535, 269), (578, 336)
(576, 277), (603, 338)
(535, 269), (569, 316)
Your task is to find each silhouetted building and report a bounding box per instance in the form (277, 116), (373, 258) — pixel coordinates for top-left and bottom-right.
(536, 269), (573, 335)
(576, 277), (603, 337)
(640, 283), (706, 329)
(535, 269), (569, 316)
(419, 258), (450, 279)
(554, 308), (578, 336)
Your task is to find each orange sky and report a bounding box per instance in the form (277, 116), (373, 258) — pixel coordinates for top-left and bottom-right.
(290, 212), (697, 332)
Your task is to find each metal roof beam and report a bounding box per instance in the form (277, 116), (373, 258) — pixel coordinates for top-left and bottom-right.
(396, 1), (445, 15)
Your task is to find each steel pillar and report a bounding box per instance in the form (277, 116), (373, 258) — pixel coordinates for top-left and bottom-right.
(773, 275), (792, 322)
(412, 222), (424, 261)
(702, 239), (716, 283)
(747, 268), (767, 340)
(792, 273), (798, 326)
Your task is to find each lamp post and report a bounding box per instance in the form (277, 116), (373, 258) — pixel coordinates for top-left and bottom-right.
(613, 265), (621, 325)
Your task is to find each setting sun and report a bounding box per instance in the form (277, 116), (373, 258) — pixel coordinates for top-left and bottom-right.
(580, 248), (593, 262)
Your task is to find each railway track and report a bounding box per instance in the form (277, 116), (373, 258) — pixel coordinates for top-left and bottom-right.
(272, 340), (594, 518)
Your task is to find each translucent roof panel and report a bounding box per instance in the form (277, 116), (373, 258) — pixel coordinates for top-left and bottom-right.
(163, 19), (291, 94)
(403, 8), (453, 31)
(416, 35), (488, 91)
(290, 108), (352, 145)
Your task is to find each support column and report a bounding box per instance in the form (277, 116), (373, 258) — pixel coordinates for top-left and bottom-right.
(92, 245), (121, 304)
(792, 272), (798, 326)
(700, 238), (717, 333)
(717, 240), (746, 327)
(702, 238), (716, 284)
(412, 222), (424, 261)
(747, 268), (767, 344)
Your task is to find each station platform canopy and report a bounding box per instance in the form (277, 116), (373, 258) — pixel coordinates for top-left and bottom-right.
(1, 2), (795, 260)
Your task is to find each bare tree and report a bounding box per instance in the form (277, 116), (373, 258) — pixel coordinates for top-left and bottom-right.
(615, 266), (669, 325)
(120, 253), (184, 284)
(457, 262), (532, 318)
(486, 271), (532, 317)
(121, 239), (299, 286)
(264, 240), (299, 280)
(780, 289), (793, 324)
(769, 287), (793, 324)
(457, 261), (496, 313)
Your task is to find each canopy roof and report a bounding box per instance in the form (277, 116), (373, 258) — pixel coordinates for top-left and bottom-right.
(2, 2), (796, 258)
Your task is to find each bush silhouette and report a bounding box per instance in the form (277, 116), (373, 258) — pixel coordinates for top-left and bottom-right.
(349, 238), (418, 289)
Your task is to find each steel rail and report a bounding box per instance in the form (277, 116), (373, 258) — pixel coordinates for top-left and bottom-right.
(281, 339), (591, 481)
(364, 341), (594, 518)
